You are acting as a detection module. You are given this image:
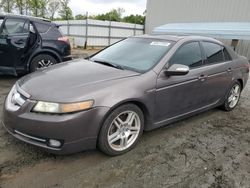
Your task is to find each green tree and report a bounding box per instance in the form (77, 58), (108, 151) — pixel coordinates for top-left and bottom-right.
(75, 14), (87, 20)
(94, 8), (124, 22)
(48, 0), (60, 20)
(59, 0), (73, 20)
(0, 0), (15, 13)
(15, 0), (25, 14)
(123, 14), (145, 25)
(29, 0), (41, 17)
(40, 0), (48, 18)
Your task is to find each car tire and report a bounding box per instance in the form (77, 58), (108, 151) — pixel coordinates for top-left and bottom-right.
(221, 81), (242, 111)
(30, 54), (58, 72)
(98, 104), (144, 156)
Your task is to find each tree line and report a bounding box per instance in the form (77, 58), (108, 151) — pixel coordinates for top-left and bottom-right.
(0, 0), (145, 25)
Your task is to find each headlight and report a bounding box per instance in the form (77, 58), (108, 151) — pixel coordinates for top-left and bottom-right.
(32, 100), (94, 114)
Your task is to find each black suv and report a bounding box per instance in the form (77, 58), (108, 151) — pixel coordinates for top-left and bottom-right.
(0, 14), (71, 75)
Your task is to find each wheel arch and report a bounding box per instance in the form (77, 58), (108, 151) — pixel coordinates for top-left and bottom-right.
(97, 99), (152, 141)
(237, 78), (243, 90)
(26, 49), (62, 71)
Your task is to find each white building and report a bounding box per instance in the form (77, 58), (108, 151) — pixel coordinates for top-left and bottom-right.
(145, 0), (250, 58)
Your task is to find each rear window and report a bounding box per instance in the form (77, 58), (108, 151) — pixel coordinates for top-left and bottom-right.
(203, 42), (224, 64)
(34, 22), (50, 33)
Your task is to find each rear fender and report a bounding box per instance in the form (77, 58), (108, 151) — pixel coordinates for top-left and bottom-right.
(26, 49), (61, 71)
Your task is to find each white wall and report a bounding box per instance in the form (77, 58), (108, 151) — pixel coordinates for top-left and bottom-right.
(54, 19), (144, 47)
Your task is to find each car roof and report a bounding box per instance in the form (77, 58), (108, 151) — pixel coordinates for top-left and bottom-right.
(134, 34), (223, 44)
(0, 14), (52, 25)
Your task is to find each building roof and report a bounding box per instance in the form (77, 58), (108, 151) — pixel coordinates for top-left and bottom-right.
(153, 22), (250, 40)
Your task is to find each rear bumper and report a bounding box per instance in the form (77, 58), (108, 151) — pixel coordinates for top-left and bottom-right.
(62, 55), (72, 62)
(2, 105), (110, 155)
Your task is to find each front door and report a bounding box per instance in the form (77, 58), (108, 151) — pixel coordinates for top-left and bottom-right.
(0, 18), (30, 72)
(155, 41), (206, 124)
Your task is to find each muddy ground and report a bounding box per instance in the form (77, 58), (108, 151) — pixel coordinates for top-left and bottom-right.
(0, 64), (250, 187)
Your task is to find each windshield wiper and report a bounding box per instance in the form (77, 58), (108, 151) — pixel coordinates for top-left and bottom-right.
(91, 59), (124, 70)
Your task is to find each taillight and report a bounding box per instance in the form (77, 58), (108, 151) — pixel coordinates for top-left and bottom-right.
(58, 36), (70, 44)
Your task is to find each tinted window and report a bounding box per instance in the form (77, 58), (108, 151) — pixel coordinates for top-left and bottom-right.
(91, 38), (173, 73)
(223, 47), (232, 61)
(1, 19), (29, 35)
(169, 42), (203, 68)
(203, 42), (224, 64)
(34, 22), (50, 33)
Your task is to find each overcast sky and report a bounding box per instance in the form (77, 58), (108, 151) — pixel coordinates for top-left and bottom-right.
(69, 0), (147, 16)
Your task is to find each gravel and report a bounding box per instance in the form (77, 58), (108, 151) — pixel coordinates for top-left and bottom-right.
(0, 71), (250, 188)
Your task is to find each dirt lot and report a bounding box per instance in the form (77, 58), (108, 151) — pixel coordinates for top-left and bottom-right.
(0, 69), (250, 187)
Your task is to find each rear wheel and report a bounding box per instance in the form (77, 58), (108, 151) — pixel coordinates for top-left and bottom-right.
(98, 104), (144, 156)
(221, 81), (241, 111)
(30, 54), (58, 72)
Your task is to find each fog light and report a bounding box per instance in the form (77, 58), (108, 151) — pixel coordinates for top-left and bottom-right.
(48, 139), (62, 148)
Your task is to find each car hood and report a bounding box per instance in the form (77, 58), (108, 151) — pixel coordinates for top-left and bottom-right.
(18, 59), (140, 102)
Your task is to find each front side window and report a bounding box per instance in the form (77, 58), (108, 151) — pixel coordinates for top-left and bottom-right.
(1, 18), (29, 35)
(169, 42), (203, 68)
(91, 38), (174, 73)
(203, 42), (224, 64)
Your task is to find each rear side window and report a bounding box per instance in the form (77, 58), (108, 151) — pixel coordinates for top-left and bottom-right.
(1, 18), (29, 35)
(222, 46), (232, 61)
(34, 22), (50, 33)
(169, 42), (203, 68)
(203, 42), (224, 64)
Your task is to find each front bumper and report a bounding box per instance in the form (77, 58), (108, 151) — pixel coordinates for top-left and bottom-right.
(2, 104), (110, 155)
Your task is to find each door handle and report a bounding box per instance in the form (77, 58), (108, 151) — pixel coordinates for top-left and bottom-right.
(198, 75), (207, 82)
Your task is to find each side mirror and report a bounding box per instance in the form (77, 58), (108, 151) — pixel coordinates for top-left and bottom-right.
(164, 64), (190, 76)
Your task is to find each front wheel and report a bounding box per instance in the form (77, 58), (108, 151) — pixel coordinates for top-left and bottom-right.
(98, 104), (144, 156)
(30, 54), (58, 72)
(221, 81), (242, 111)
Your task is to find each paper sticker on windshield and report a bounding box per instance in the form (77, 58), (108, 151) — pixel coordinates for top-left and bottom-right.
(150, 42), (171, 47)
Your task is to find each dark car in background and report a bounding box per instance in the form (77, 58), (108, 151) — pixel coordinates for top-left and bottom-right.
(0, 14), (71, 76)
(2, 35), (249, 156)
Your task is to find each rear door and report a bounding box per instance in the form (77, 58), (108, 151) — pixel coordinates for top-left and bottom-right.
(199, 41), (233, 105)
(0, 18), (30, 69)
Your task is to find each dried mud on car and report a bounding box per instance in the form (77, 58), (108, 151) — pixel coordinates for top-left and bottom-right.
(0, 76), (250, 188)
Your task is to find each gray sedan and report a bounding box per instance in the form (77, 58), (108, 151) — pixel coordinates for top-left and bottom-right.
(2, 35), (249, 156)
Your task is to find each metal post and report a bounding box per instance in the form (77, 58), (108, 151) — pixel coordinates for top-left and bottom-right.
(134, 17), (137, 36)
(108, 20), (111, 45)
(67, 20), (70, 36)
(84, 12), (88, 49)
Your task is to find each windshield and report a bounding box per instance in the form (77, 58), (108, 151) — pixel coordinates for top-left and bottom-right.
(91, 38), (174, 73)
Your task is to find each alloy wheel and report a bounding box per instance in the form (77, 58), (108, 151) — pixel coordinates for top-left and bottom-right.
(107, 111), (141, 151)
(37, 59), (54, 70)
(228, 84), (241, 108)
